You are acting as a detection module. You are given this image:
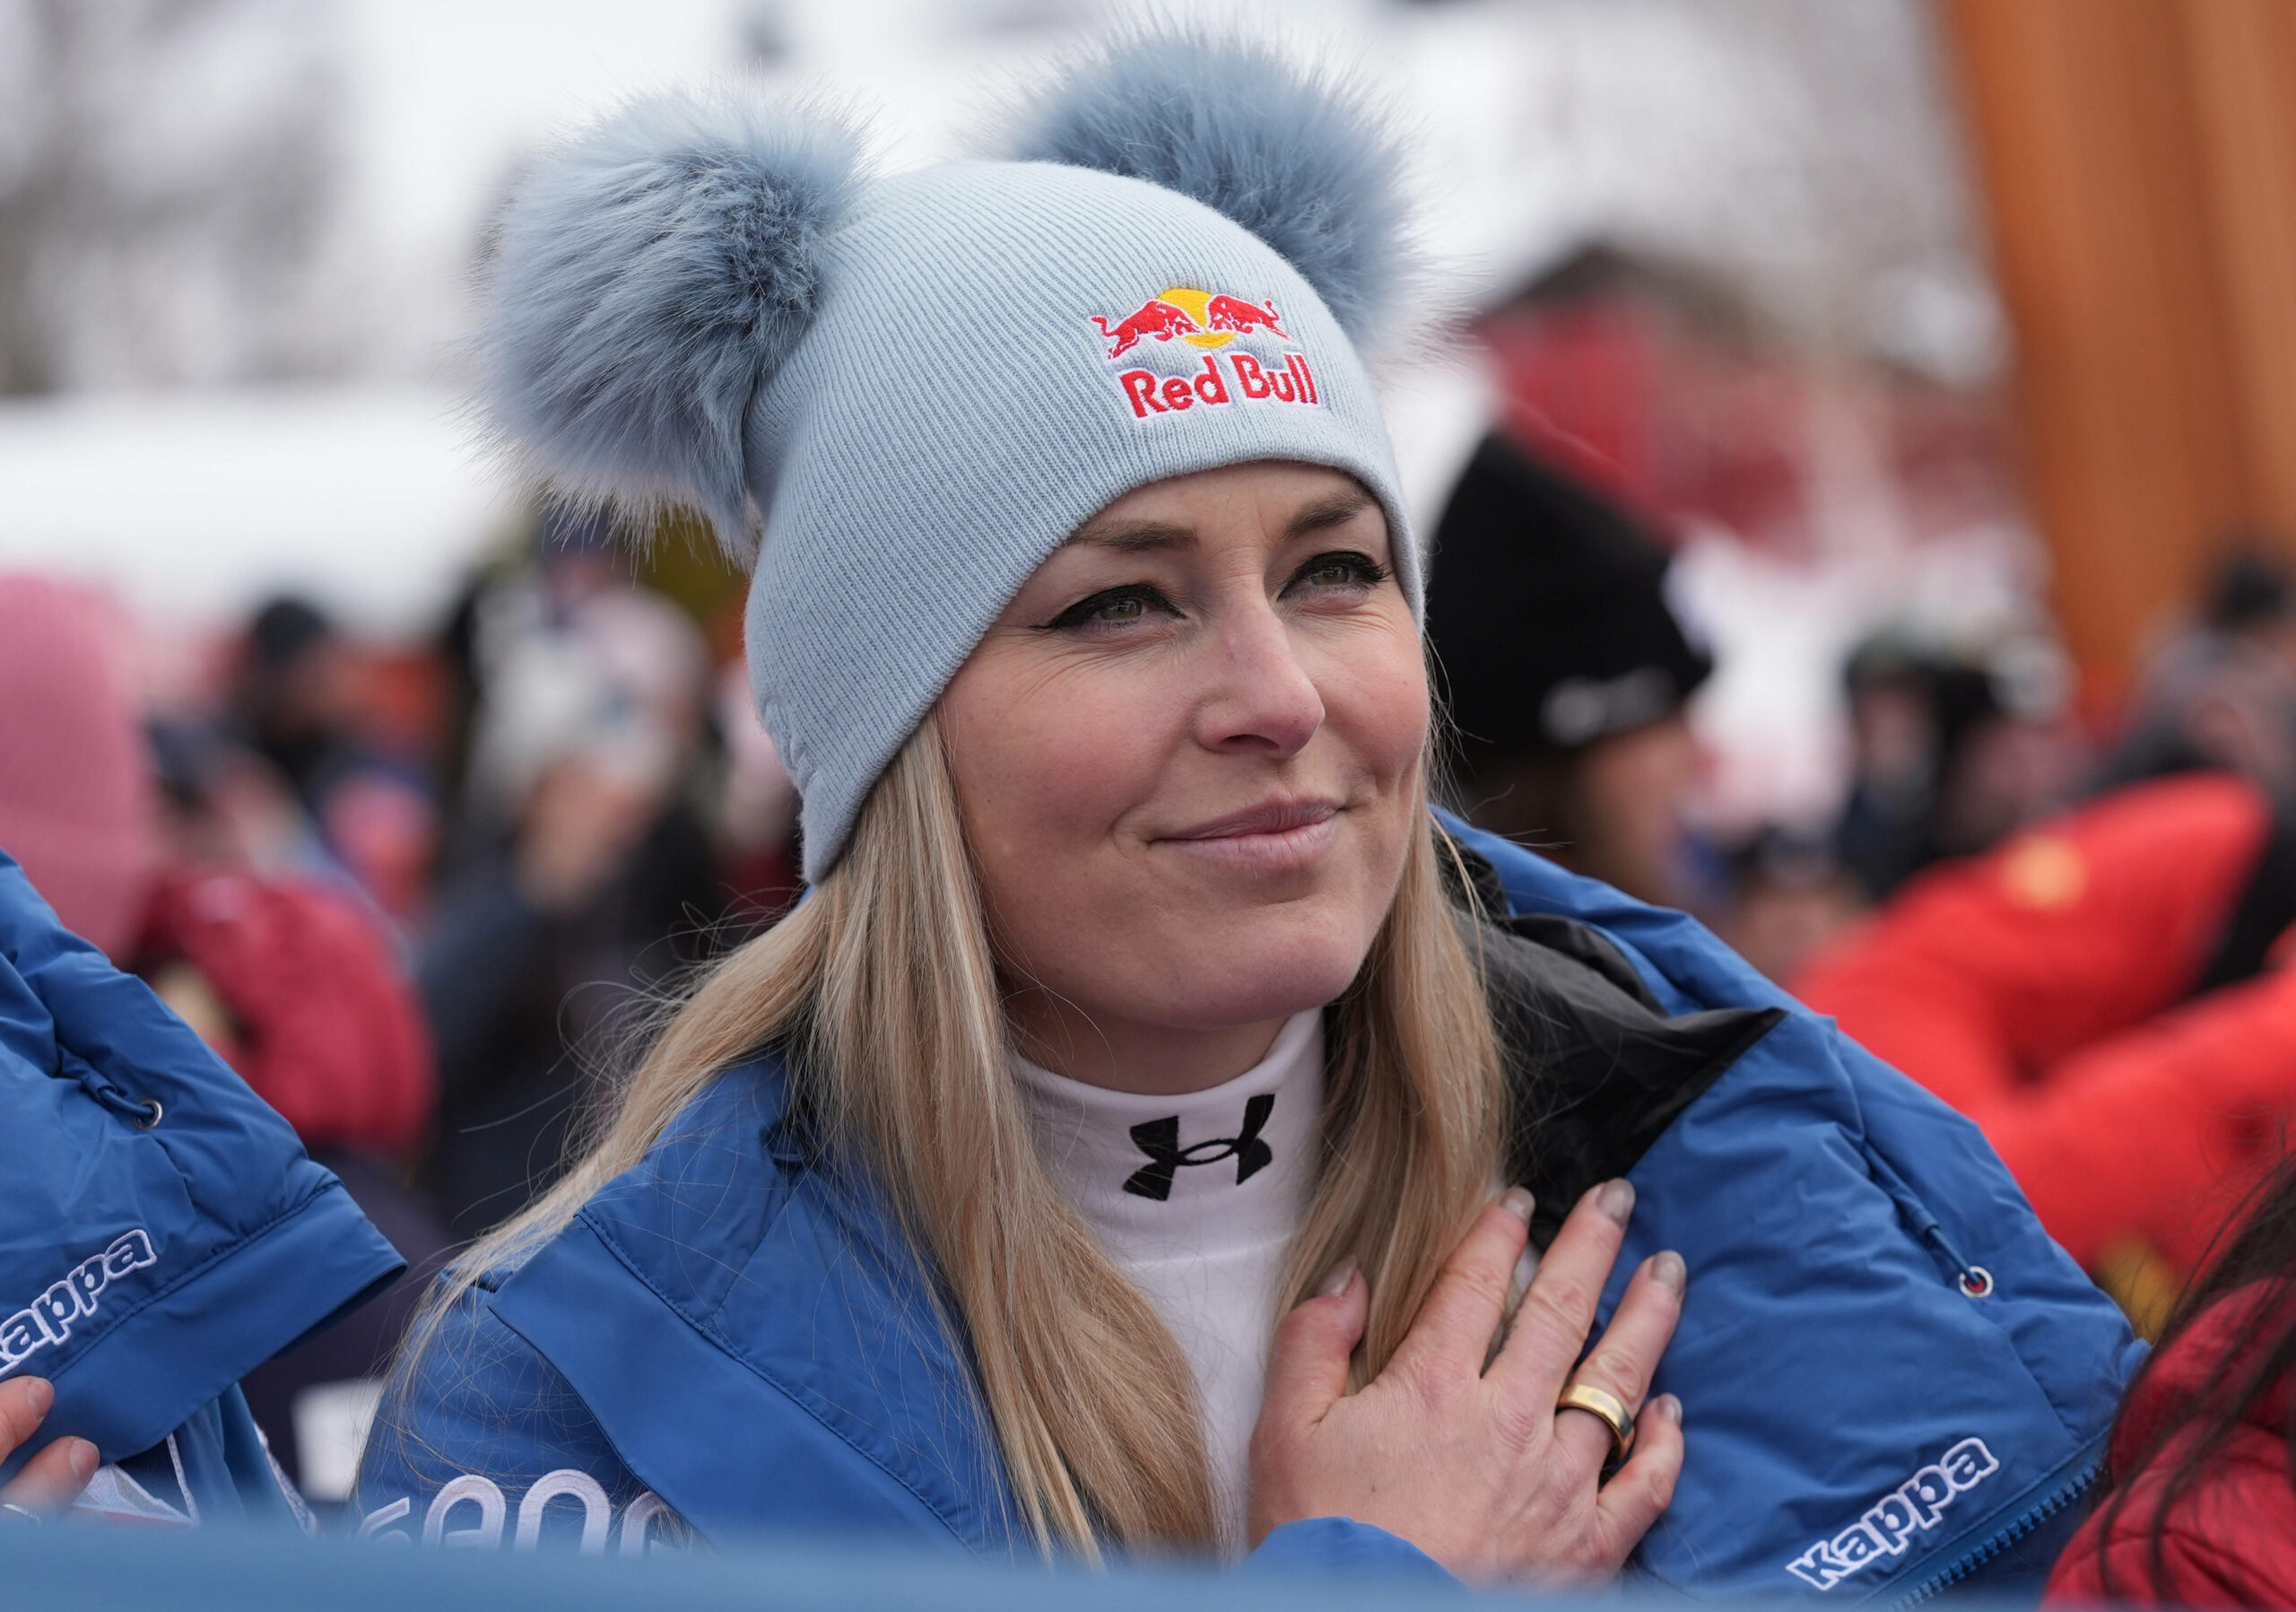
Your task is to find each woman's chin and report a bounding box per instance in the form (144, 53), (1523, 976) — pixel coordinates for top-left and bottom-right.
(1133, 928), (1372, 1030)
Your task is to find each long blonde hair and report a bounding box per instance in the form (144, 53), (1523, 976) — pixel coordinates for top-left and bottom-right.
(400, 711), (1506, 1557)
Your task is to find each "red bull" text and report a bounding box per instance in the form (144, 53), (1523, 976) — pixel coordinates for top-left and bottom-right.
(1118, 353), (1320, 420)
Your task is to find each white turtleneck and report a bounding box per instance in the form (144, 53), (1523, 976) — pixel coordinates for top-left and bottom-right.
(1013, 1009), (1325, 1551)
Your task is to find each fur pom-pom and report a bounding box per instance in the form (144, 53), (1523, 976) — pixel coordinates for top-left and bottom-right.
(483, 92), (864, 562)
(1011, 34), (1408, 342)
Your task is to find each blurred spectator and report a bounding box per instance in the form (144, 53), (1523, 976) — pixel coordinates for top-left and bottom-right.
(225, 594), (439, 929)
(149, 713), (318, 876)
(1426, 433), (1712, 909)
(0, 572), (448, 1504)
(0, 575), (157, 957)
(1715, 825), (1866, 985)
(1796, 771), (2296, 1334)
(2047, 1146), (2296, 1606)
(2098, 541), (2296, 797)
(231, 597), (358, 814)
(1833, 626), (2080, 901)
(419, 559), (725, 1235)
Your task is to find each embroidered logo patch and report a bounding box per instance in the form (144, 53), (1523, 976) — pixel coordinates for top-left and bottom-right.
(1090, 286), (1321, 420)
(1123, 1094), (1276, 1201)
(0, 1229), (158, 1372)
(1784, 1436), (2001, 1590)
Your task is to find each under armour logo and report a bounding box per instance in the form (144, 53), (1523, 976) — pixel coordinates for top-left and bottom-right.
(1122, 1094), (1275, 1201)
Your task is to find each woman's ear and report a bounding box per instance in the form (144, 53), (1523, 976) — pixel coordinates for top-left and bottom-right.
(1008, 32), (1413, 344)
(483, 92), (865, 564)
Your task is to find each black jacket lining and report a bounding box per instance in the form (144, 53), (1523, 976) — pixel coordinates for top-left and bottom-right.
(1448, 839), (1784, 1250)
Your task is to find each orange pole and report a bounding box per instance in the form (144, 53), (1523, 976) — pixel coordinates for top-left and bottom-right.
(1935, 0), (2296, 692)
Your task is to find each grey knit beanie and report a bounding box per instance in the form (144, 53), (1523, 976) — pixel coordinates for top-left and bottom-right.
(483, 36), (1418, 880)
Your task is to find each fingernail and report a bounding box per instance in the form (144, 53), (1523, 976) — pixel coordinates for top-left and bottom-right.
(1657, 1394), (1683, 1425)
(1498, 1186), (1535, 1224)
(21, 1377), (52, 1417)
(1317, 1256), (1359, 1300)
(1648, 1250), (1687, 1296)
(65, 1438), (98, 1479)
(1597, 1178), (1636, 1224)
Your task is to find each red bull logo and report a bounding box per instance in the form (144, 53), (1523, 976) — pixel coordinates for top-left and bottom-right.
(1091, 284), (1318, 422)
(1203, 294), (1290, 340)
(1091, 298), (1201, 359)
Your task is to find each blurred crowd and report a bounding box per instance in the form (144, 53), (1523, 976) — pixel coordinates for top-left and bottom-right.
(1429, 433), (2296, 1345)
(0, 515), (799, 1506)
(11, 422), (2296, 1509)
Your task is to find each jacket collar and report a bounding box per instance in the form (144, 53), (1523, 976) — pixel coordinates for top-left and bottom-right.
(491, 1061), (1022, 1553)
(1442, 823), (1785, 1243)
(1475, 904), (1782, 1250)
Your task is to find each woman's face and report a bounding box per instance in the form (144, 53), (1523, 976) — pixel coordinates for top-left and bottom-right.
(939, 460), (1428, 1093)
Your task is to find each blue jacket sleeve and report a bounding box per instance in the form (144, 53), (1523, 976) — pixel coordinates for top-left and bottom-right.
(1239, 1518), (1460, 1586)
(0, 851), (402, 1472)
(353, 1276), (680, 1555)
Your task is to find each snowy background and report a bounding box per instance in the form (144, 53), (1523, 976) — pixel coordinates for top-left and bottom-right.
(0, 0), (2036, 830)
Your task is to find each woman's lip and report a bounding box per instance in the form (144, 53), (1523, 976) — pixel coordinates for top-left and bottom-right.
(1159, 798), (1342, 841)
(1150, 799), (1345, 875)
(1153, 808), (1342, 876)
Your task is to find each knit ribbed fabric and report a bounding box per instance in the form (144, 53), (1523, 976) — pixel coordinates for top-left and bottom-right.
(742, 162), (1414, 879)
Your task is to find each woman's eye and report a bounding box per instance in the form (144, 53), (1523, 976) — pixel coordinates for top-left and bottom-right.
(1040, 585), (1177, 632)
(1288, 551), (1389, 594)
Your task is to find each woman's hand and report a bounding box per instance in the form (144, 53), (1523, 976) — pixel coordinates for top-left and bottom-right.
(0, 1377), (99, 1521)
(1248, 1181), (1684, 1585)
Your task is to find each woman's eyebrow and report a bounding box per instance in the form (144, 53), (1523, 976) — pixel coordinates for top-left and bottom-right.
(1070, 520), (1192, 553)
(1069, 491), (1371, 553)
(1286, 491), (1376, 538)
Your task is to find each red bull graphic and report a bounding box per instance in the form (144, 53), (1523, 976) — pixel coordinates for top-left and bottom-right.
(1203, 294), (1289, 340)
(1091, 298), (1202, 359)
(1091, 284), (1318, 422)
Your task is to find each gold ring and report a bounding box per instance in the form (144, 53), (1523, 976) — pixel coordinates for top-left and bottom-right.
(1556, 1381), (1636, 1464)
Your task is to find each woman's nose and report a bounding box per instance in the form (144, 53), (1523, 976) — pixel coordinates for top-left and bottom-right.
(1193, 603), (1325, 759)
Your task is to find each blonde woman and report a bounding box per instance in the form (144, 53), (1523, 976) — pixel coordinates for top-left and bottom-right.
(357, 39), (2140, 1594)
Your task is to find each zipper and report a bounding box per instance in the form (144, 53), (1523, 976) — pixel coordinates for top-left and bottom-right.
(1885, 1456), (2101, 1609)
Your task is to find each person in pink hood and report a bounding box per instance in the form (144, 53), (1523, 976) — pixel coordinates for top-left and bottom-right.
(0, 575), (434, 1155)
(0, 577), (159, 960)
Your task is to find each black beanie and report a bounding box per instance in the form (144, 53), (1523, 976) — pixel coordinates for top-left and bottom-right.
(1425, 434), (1711, 763)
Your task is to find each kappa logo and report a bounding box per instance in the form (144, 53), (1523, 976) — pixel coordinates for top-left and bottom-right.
(1785, 1437), (2001, 1590)
(1089, 286), (1321, 421)
(0, 1230), (158, 1372)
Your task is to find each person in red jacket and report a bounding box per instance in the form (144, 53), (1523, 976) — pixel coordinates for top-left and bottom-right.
(2048, 1154), (2296, 1606)
(1795, 770), (2296, 1325)
(132, 862), (432, 1160)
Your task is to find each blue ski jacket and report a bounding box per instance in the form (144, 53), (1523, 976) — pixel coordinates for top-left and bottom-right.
(358, 819), (2143, 1599)
(0, 851), (404, 1524)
